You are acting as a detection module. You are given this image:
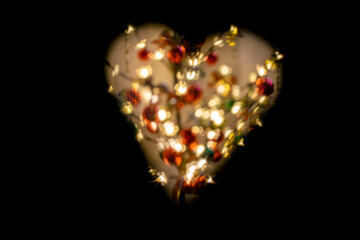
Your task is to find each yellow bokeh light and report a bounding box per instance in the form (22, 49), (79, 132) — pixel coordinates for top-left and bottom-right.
(175, 81), (188, 96)
(136, 65), (153, 79)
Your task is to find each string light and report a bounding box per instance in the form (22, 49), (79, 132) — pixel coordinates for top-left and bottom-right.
(163, 121), (178, 136)
(112, 64), (120, 77)
(125, 24), (135, 34)
(186, 70), (199, 80)
(136, 65), (153, 79)
(135, 39), (147, 49)
(213, 37), (224, 47)
(157, 108), (167, 121)
(249, 72), (257, 83)
(256, 64), (267, 77)
(195, 144), (205, 157)
(151, 48), (165, 60)
(231, 102), (242, 114)
(108, 85), (114, 93)
(175, 81), (188, 96)
(219, 65), (232, 76)
(207, 130), (216, 139)
(155, 172), (167, 185)
(106, 24), (283, 204)
(231, 84), (241, 100)
(121, 102), (133, 114)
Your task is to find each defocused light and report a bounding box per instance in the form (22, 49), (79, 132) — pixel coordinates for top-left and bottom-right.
(195, 108), (203, 118)
(186, 70), (199, 80)
(136, 65), (153, 79)
(151, 95), (159, 104)
(121, 102), (133, 114)
(207, 130), (216, 139)
(188, 57), (201, 67)
(196, 144), (205, 157)
(249, 72), (257, 83)
(231, 102), (242, 114)
(108, 85), (114, 93)
(256, 65), (267, 77)
(219, 65), (232, 76)
(158, 109), (167, 121)
(236, 121), (245, 131)
(213, 116), (224, 126)
(112, 64), (120, 76)
(213, 37), (224, 47)
(231, 84), (241, 100)
(175, 81), (187, 96)
(135, 39), (146, 49)
(230, 25), (238, 35)
(125, 24), (135, 34)
(197, 159), (207, 168)
(164, 121), (175, 136)
(152, 48), (165, 60)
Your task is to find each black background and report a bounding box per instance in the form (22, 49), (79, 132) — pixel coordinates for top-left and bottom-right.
(48, 2), (337, 232)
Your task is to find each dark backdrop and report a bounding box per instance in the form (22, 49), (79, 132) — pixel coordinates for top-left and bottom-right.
(59, 2), (330, 232)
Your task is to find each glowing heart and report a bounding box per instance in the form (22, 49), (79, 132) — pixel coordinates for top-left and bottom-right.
(104, 23), (283, 204)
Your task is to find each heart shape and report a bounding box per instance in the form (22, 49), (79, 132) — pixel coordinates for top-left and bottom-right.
(104, 23), (283, 204)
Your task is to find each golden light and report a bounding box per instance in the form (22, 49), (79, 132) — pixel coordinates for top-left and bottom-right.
(275, 51), (284, 60)
(108, 85), (114, 93)
(112, 64), (120, 77)
(207, 130), (216, 139)
(142, 90), (152, 103)
(174, 142), (182, 152)
(259, 96), (267, 104)
(195, 144), (205, 157)
(202, 110), (210, 119)
(191, 126), (200, 134)
(188, 57), (201, 67)
(213, 116), (224, 126)
(135, 39), (146, 49)
(151, 95), (159, 104)
(230, 25), (238, 35)
(197, 159), (207, 168)
(176, 71), (184, 80)
(256, 64), (267, 77)
(208, 95), (221, 107)
(206, 140), (216, 149)
(255, 118), (263, 127)
(224, 129), (233, 138)
(221, 146), (228, 154)
(236, 121), (245, 131)
(136, 129), (143, 142)
(186, 70), (198, 80)
(216, 80), (231, 97)
(219, 65), (232, 76)
(210, 110), (220, 121)
(155, 172), (167, 185)
(121, 102), (133, 115)
(237, 138), (245, 146)
(195, 108), (204, 118)
(152, 48), (165, 60)
(231, 102), (242, 114)
(164, 121), (175, 136)
(265, 59), (277, 71)
(249, 72), (257, 83)
(213, 37), (224, 47)
(131, 82), (140, 90)
(231, 84), (241, 100)
(150, 121), (158, 131)
(125, 24), (135, 34)
(157, 109), (167, 121)
(206, 176), (215, 184)
(175, 81), (188, 96)
(136, 65), (153, 79)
